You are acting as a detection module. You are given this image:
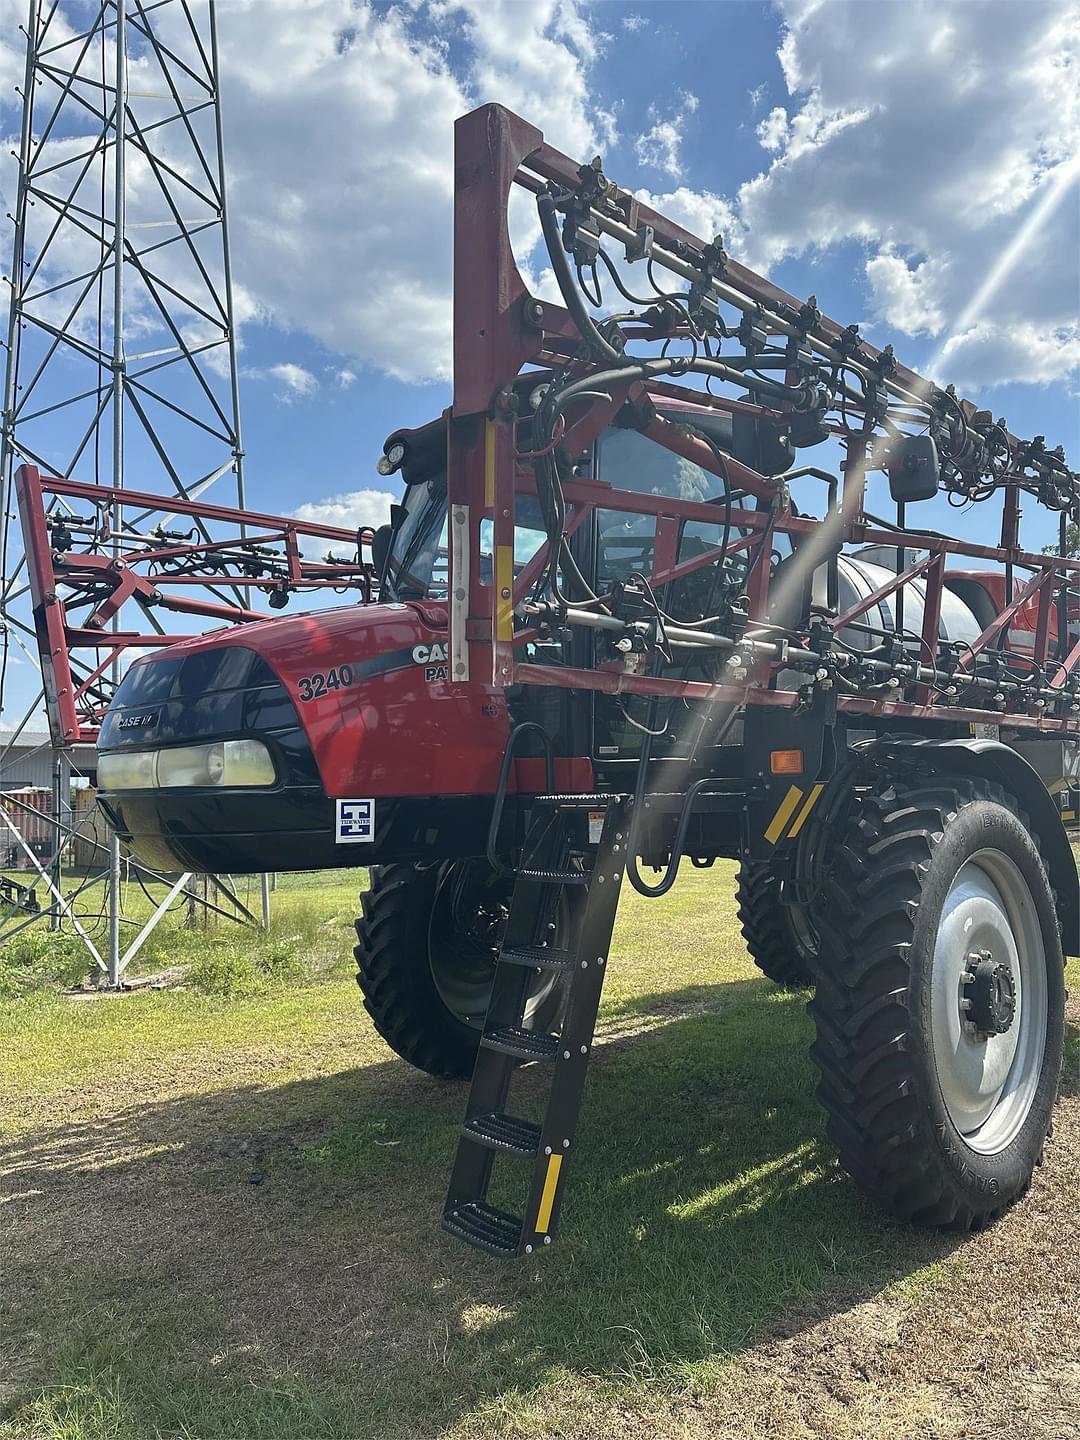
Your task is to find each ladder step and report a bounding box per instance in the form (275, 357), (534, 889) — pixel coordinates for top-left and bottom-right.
(517, 867), (589, 885)
(481, 1025), (560, 1062)
(500, 944), (577, 972)
(442, 1201), (522, 1257)
(463, 1110), (542, 1157)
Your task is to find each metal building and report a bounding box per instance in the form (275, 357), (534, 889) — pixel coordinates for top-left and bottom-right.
(0, 731), (96, 792)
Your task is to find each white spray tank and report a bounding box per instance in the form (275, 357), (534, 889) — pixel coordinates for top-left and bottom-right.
(827, 547), (984, 652)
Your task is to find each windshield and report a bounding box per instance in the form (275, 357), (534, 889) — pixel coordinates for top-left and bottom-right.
(384, 475), (449, 599)
(382, 416), (736, 603)
(383, 473), (548, 602)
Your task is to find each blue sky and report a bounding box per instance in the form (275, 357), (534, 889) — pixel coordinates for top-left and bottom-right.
(213, 0), (1079, 549)
(1, 0), (1078, 721)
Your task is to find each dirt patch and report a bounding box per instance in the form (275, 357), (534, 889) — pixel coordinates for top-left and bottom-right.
(514, 1095), (1080, 1440)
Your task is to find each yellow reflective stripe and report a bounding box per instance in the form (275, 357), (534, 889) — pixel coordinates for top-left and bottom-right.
(535, 1153), (563, 1234)
(484, 418), (496, 507)
(787, 782), (825, 840)
(764, 784), (804, 845)
(495, 545), (514, 641)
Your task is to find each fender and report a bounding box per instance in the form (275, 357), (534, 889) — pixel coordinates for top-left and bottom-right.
(875, 737), (1078, 958)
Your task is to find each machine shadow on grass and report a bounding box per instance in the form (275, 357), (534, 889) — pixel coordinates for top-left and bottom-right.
(3, 977), (1034, 1440)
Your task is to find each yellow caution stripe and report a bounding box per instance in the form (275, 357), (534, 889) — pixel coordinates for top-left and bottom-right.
(484, 418), (496, 507)
(764, 784), (804, 845)
(787, 782), (825, 840)
(535, 1153), (563, 1235)
(495, 545), (514, 641)
(764, 781), (826, 845)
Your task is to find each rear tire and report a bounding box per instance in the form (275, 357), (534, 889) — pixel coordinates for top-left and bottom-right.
(354, 861), (563, 1078)
(737, 859), (816, 988)
(809, 777), (1065, 1229)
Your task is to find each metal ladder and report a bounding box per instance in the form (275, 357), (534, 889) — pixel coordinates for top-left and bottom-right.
(441, 793), (628, 1257)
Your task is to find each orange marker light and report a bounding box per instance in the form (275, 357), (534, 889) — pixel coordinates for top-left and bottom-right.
(770, 749), (804, 775)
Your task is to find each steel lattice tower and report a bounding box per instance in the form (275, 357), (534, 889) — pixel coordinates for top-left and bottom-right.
(0, 0), (250, 978)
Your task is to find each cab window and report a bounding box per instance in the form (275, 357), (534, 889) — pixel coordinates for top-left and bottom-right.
(596, 426), (721, 591)
(383, 476), (449, 600)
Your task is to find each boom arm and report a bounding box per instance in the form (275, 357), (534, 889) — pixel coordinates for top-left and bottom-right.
(437, 104), (1080, 737)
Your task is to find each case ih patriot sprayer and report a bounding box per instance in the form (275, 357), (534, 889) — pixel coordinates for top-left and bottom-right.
(17, 107), (1080, 1257)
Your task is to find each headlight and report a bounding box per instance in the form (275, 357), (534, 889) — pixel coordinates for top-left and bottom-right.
(156, 744), (225, 788)
(98, 739), (276, 790)
(98, 750), (158, 790)
(220, 738), (277, 786)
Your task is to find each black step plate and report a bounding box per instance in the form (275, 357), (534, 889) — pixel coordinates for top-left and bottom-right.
(463, 1111), (542, 1157)
(442, 1201), (522, 1256)
(481, 1026), (560, 1062)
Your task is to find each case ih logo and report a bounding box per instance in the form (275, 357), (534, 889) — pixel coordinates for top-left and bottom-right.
(117, 711), (157, 729)
(412, 641), (449, 683)
(336, 798), (374, 844)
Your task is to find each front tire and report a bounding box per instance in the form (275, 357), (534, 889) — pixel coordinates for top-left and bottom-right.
(809, 777), (1064, 1229)
(354, 861), (562, 1078)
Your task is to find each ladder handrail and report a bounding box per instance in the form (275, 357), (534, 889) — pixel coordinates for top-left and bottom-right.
(485, 721), (556, 877)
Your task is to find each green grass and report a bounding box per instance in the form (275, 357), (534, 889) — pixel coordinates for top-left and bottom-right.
(0, 863), (1077, 1440)
(0, 867), (364, 995)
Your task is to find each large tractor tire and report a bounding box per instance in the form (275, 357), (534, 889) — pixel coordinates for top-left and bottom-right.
(736, 860), (817, 988)
(809, 777), (1065, 1230)
(354, 860), (564, 1078)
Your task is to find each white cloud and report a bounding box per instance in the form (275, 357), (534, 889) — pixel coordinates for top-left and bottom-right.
(634, 93), (699, 179)
(734, 0), (1080, 390)
(864, 248), (947, 336)
(0, 1), (29, 99)
(937, 322), (1080, 391)
(755, 106), (790, 153)
(634, 187), (739, 254)
(268, 362), (319, 397)
(335, 368), (357, 388)
(171, 0), (613, 385)
(0, 0), (617, 393)
(294, 489), (396, 531)
(623, 14), (648, 33)
(748, 83), (767, 110)
(635, 118), (684, 178)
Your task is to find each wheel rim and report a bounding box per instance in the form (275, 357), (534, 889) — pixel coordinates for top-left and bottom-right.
(789, 901), (818, 961)
(427, 862), (560, 1031)
(930, 848), (1048, 1155)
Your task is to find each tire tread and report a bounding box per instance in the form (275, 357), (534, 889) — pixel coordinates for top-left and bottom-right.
(808, 776), (1062, 1231)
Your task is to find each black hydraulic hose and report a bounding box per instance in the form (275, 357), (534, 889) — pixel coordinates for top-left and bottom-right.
(626, 699), (740, 898)
(537, 189), (624, 367)
(536, 193), (803, 407)
(689, 357), (799, 402)
(627, 773), (715, 898)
